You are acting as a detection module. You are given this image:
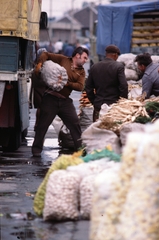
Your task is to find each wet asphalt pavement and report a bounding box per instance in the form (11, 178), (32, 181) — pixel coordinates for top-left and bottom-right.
(0, 91), (90, 240)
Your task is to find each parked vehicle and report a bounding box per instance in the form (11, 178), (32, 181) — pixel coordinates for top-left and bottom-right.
(96, 1), (159, 59)
(0, 0), (47, 151)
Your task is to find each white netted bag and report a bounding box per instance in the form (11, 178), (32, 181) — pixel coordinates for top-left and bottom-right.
(90, 163), (121, 240)
(90, 131), (143, 240)
(80, 161), (120, 221)
(151, 55), (159, 63)
(117, 53), (136, 69)
(66, 159), (113, 181)
(99, 103), (111, 118)
(79, 106), (94, 133)
(43, 170), (80, 221)
(80, 174), (96, 220)
(124, 68), (139, 80)
(117, 121), (159, 240)
(126, 59), (137, 71)
(90, 120), (159, 240)
(120, 122), (145, 146)
(41, 60), (68, 91)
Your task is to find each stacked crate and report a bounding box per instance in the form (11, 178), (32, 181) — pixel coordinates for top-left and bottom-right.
(131, 11), (159, 55)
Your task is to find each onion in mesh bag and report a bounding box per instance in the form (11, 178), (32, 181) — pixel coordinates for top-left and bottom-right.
(41, 60), (68, 91)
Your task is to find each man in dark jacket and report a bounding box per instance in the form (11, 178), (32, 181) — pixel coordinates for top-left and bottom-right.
(85, 44), (128, 122)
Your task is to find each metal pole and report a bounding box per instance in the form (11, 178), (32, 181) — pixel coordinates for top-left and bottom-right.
(89, 2), (94, 58)
(49, 0), (53, 40)
(89, 2), (94, 40)
(70, 0), (74, 44)
(50, 0), (52, 18)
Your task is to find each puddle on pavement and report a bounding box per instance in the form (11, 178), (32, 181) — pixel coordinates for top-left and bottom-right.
(11, 225), (36, 240)
(0, 122), (90, 239)
(32, 168), (49, 177)
(0, 171), (19, 179)
(0, 168), (49, 184)
(0, 192), (18, 197)
(0, 156), (52, 165)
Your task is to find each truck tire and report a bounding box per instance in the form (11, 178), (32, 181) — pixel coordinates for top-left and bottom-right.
(2, 127), (21, 152)
(22, 128), (28, 140)
(40, 12), (48, 29)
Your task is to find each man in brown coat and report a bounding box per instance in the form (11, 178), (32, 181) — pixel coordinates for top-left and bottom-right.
(32, 47), (89, 157)
(85, 44), (128, 122)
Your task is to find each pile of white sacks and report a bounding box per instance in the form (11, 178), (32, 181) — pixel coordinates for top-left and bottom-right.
(90, 119), (159, 240)
(43, 157), (120, 221)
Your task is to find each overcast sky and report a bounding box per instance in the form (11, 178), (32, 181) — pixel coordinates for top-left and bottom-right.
(42, 0), (109, 18)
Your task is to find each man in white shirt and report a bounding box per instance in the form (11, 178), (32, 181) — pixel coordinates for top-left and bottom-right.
(54, 39), (63, 54)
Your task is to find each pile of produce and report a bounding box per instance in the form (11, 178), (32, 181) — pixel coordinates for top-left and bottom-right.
(79, 90), (92, 108)
(90, 119), (159, 240)
(78, 90), (159, 134)
(132, 21), (159, 48)
(128, 81), (142, 92)
(33, 147), (121, 220)
(98, 97), (159, 134)
(43, 157), (120, 221)
(98, 98), (149, 133)
(90, 129), (140, 240)
(43, 170), (81, 221)
(33, 152), (83, 216)
(128, 80), (142, 99)
(144, 101), (159, 117)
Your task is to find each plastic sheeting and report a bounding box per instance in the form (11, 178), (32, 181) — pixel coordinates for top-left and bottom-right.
(0, 0), (42, 41)
(97, 1), (159, 55)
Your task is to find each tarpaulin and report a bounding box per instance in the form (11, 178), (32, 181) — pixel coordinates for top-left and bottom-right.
(97, 1), (159, 55)
(0, 0), (42, 41)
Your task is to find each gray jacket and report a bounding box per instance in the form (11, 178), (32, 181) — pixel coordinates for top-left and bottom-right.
(142, 62), (159, 98)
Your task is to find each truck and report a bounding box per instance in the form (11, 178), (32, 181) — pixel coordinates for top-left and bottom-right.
(0, 0), (47, 151)
(96, 1), (159, 59)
